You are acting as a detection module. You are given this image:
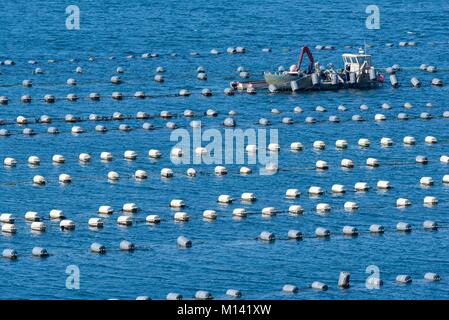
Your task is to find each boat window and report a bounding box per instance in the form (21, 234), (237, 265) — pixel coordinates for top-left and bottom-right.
(358, 56), (371, 65)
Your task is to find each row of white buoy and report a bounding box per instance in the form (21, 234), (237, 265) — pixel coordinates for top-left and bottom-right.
(0, 105), (446, 126)
(4, 113), (448, 136)
(268, 102), (436, 114)
(0, 217), (440, 238)
(4, 162), (449, 187)
(0, 89), (223, 105)
(0, 109), (239, 125)
(258, 112), (449, 126)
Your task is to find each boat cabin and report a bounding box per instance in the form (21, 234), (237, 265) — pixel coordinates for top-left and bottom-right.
(342, 49), (372, 73)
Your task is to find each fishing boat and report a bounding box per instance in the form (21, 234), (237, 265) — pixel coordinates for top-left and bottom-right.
(231, 46), (384, 92)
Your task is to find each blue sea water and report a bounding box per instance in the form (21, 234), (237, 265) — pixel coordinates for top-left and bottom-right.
(0, 0), (449, 299)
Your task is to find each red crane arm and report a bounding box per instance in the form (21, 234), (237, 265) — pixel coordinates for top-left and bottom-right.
(297, 46), (314, 74)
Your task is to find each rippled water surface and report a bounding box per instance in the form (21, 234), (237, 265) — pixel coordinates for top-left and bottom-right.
(0, 0), (449, 299)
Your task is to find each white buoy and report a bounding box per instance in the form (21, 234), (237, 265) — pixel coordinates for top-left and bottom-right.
(194, 147), (207, 155)
(107, 171), (119, 181)
(217, 195), (232, 204)
(285, 189), (300, 198)
(3, 157), (17, 166)
(179, 89), (190, 96)
(331, 184), (345, 193)
(52, 154), (65, 164)
(32, 247), (49, 257)
(187, 168), (197, 176)
(395, 275), (412, 284)
(380, 137), (393, 146)
(440, 155), (449, 163)
(338, 272), (351, 288)
(225, 289), (241, 298)
(342, 226), (358, 236)
(403, 136), (416, 145)
(425, 136), (437, 144)
(358, 138), (370, 147)
(354, 182), (369, 191)
(59, 174), (72, 183)
(396, 198), (411, 207)
(420, 177), (434, 186)
(259, 231), (275, 241)
(31, 222), (46, 231)
(117, 215), (132, 226)
(261, 207), (277, 216)
(341, 159), (354, 168)
(423, 220), (438, 230)
(290, 142), (303, 151)
(177, 236), (192, 248)
(194, 290), (212, 300)
(16, 116), (28, 124)
(288, 230), (302, 240)
(335, 140), (348, 149)
(308, 186), (323, 195)
(241, 192), (256, 201)
(2, 249), (17, 259)
(203, 210), (217, 220)
(0, 213), (14, 223)
(49, 209), (65, 219)
(174, 212), (189, 222)
(133, 170), (148, 180)
(79, 153), (91, 163)
(369, 224), (385, 233)
(245, 144), (257, 153)
(344, 201), (358, 210)
(170, 148), (183, 157)
(316, 203), (330, 213)
(169, 199), (185, 208)
(288, 205), (303, 214)
(214, 166), (227, 175)
(123, 203), (139, 212)
(123, 150), (137, 161)
(315, 227), (330, 237)
(21, 95), (31, 103)
(32, 175), (46, 185)
(282, 284), (298, 293)
(148, 149), (161, 159)
(2, 223), (16, 234)
(313, 140), (325, 150)
(25, 211), (40, 221)
(423, 196), (438, 205)
(377, 180), (391, 189)
(166, 293), (183, 300)
(88, 218), (104, 228)
(161, 168), (174, 178)
(100, 152), (113, 161)
(366, 157), (379, 167)
(239, 167), (252, 175)
(60, 219), (75, 230)
(316, 160), (329, 169)
(374, 113), (386, 121)
(28, 156), (41, 165)
(111, 76), (121, 84)
(44, 94), (55, 103)
(311, 281), (328, 291)
(146, 215), (160, 223)
(71, 126), (84, 134)
(90, 243), (106, 253)
(396, 222), (412, 232)
(424, 273), (440, 281)
(232, 208), (247, 217)
(98, 205), (113, 214)
(267, 143), (280, 152)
